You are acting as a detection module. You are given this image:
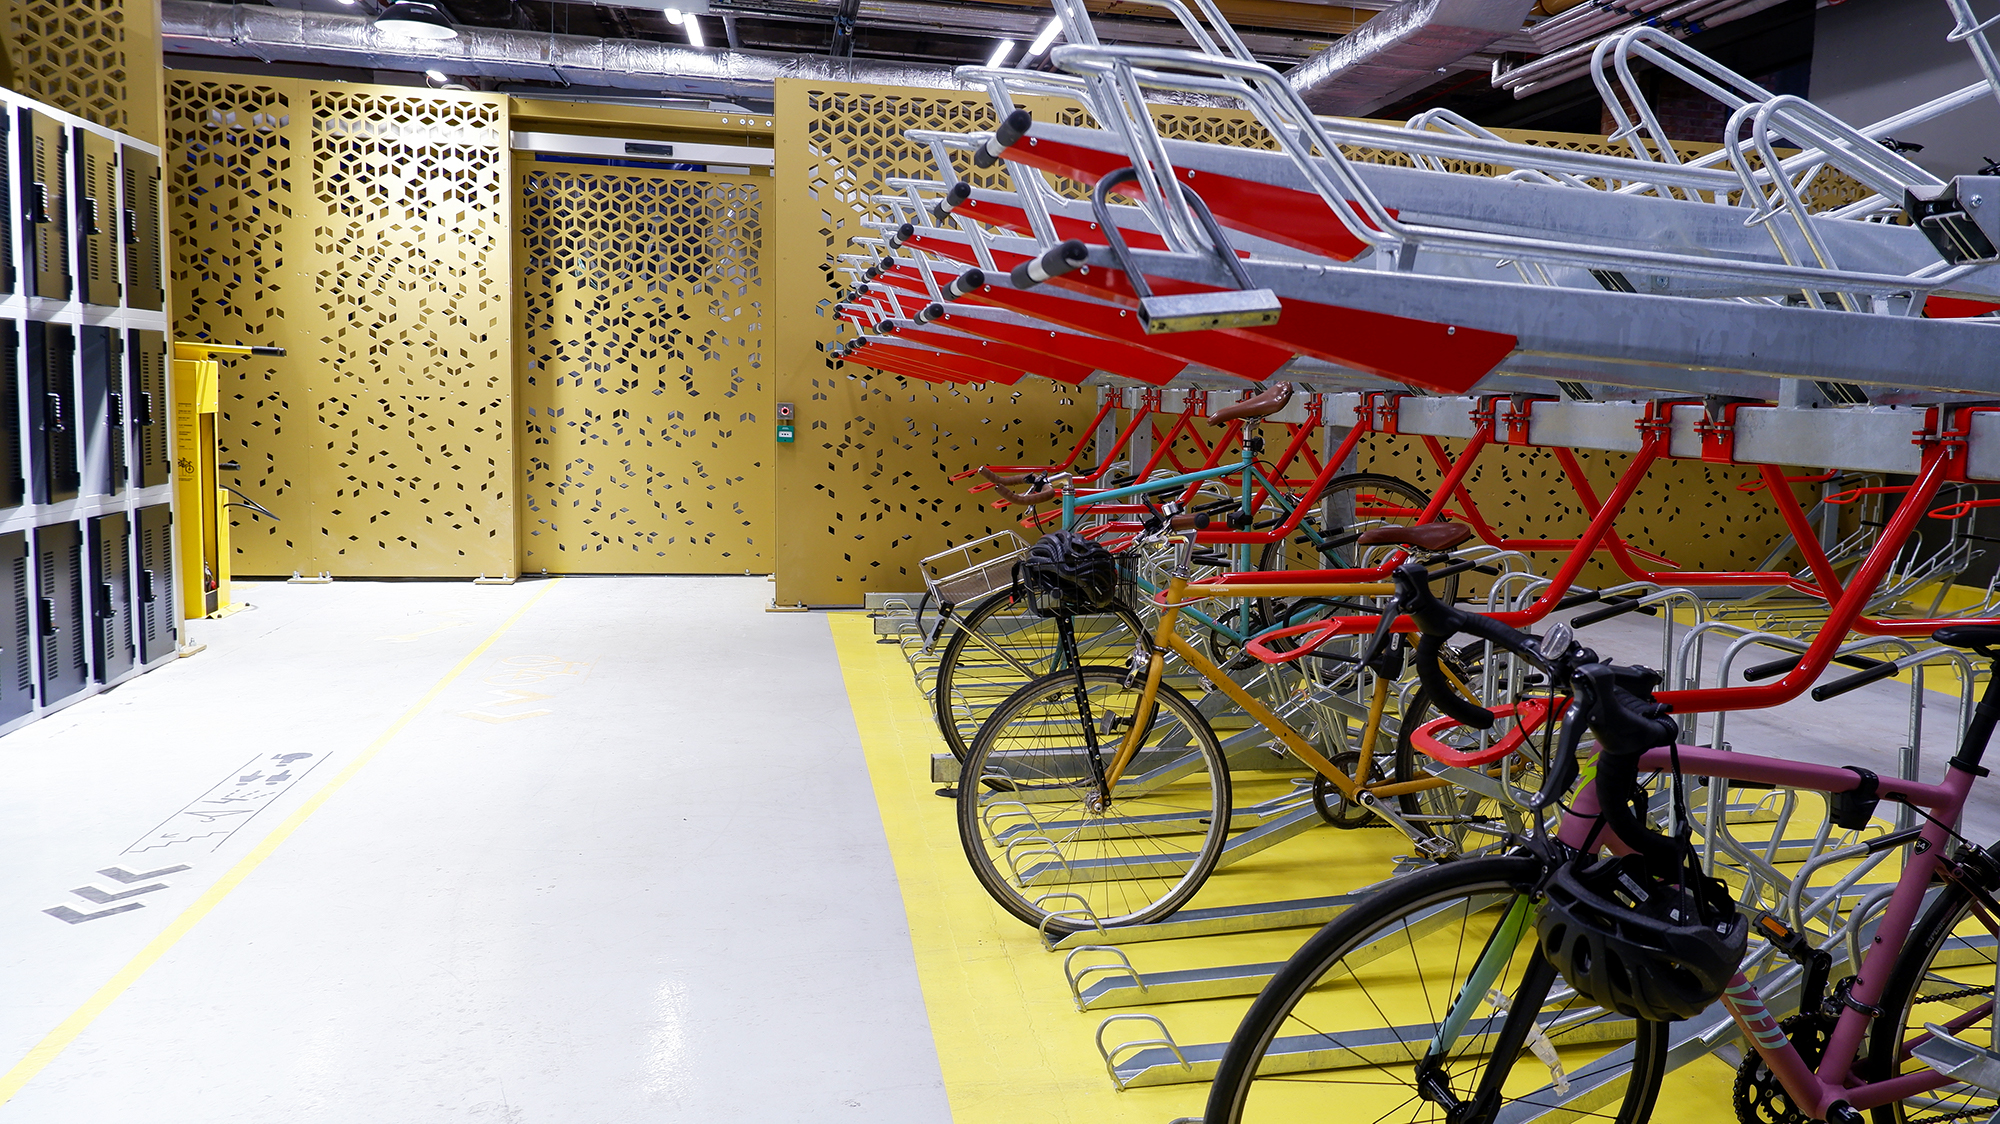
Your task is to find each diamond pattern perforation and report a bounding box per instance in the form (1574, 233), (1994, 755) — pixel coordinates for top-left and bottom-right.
(6, 0), (132, 131)
(317, 395), (510, 573)
(169, 76), (514, 577)
(777, 80), (1096, 604)
(517, 165), (770, 572)
(309, 90), (507, 394)
(167, 79), (304, 574)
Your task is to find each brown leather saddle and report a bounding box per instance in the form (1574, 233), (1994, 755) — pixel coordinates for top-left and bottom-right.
(1355, 521), (1475, 552)
(1211, 382), (1292, 423)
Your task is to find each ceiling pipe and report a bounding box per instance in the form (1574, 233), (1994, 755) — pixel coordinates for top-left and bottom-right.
(1286, 0), (1536, 117)
(160, 0), (966, 97)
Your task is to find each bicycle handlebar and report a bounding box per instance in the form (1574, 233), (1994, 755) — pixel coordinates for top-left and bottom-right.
(1394, 563), (1682, 853)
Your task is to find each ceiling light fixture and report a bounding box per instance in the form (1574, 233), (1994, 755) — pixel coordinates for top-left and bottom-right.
(987, 38), (1016, 68)
(425, 68), (447, 81)
(664, 7), (683, 22)
(1025, 17), (1061, 58)
(374, 0), (457, 39)
(684, 14), (705, 45)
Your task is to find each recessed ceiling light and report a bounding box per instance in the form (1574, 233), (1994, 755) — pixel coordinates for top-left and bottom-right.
(987, 38), (1015, 68)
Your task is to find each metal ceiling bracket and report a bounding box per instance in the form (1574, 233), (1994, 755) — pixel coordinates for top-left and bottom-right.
(1501, 394), (1557, 446)
(1695, 396), (1766, 465)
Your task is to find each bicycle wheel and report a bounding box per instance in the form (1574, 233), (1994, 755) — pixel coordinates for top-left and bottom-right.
(1205, 854), (1668, 1124)
(1393, 656), (1549, 851)
(956, 666), (1230, 935)
(1865, 877), (1999, 1124)
(1261, 472), (1440, 573)
(931, 591), (1147, 761)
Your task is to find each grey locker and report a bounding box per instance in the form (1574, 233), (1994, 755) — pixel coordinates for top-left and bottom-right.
(79, 325), (121, 496)
(26, 321), (77, 503)
(34, 521), (85, 706)
(89, 512), (132, 682)
(75, 129), (118, 307)
(0, 320), (20, 508)
(136, 503), (174, 663)
(120, 146), (162, 312)
(130, 329), (166, 488)
(20, 109), (69, 300)
(0, 531), (30, 725)
(0, 113), (14, 295)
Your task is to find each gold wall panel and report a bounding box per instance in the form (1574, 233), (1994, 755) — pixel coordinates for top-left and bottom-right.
(167, 74), (513, 578)
(774, 79), (1092, 606)
(166, 77), (303, 570)
(516, 163), (771, 573)
(3, 0), (159, 142)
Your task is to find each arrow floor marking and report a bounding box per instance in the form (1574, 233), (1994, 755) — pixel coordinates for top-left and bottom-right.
(70, 884), (168, 904)
(97, 865), (191, 883)
(43, 904), (145, 924)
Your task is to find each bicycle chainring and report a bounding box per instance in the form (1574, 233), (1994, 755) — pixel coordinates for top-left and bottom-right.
(1732, 1014), (1832, 1124)
(1311, 754), (1380, 829)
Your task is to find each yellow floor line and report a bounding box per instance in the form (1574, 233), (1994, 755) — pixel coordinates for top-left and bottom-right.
(0, 578), (563, 1105)
(829, 613), (1737, 1123)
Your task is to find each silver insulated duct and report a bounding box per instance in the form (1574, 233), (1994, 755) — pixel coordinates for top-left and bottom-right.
(1287, 0), (1535, 117)
(160, 0), (967, 99)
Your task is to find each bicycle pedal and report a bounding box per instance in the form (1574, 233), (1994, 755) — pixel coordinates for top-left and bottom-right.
(1914, 1025), (2000, 1093)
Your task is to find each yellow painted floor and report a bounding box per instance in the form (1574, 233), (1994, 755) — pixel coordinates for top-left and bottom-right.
(829, 613), (1743, 1123)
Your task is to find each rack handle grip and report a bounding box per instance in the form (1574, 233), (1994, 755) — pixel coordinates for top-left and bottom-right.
(1811, 660), (1901, 702)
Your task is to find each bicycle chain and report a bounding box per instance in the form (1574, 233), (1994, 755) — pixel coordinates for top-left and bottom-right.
(1900, 985), (1998, 1124)
(1913, 983), (1995, 1006)
(1907, 1106), (1998, 1124)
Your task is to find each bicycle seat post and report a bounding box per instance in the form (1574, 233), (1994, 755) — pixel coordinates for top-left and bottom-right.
(1932, 628), (2000, 777)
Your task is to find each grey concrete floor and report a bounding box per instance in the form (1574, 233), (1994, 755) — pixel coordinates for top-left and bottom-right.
(0, 576), (947, 1122)
(0, 574), (1992, 1122)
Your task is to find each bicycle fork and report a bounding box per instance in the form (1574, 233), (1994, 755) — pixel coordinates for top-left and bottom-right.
(1418, 895), (1566, 1124)
(1055, 613), (1117, 812)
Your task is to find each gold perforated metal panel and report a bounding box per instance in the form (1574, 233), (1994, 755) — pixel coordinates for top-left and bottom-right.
(3, 0), (160, 141)
(167, 75), (514, 578)
(516, 163), (770, 572)
(774, 79), (1093, 606)
(170, 77), (308, 572)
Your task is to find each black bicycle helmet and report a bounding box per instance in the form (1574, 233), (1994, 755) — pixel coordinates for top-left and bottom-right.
(1016, 530), (1120, 617)
(1536, 847), (1747, 1022)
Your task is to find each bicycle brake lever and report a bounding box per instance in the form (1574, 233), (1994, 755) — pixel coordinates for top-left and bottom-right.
(1530, 696), (1590, 813)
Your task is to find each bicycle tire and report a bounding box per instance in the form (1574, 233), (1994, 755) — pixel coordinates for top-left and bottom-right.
(1204, 854), (1668, 1124)
(955, 665), (1230, 935)
(1393, 656), (1549, 851)
(1864, 875), (1996, 1124)
(931, 592), (1147, 761)
(1258, 472), (1440, 573)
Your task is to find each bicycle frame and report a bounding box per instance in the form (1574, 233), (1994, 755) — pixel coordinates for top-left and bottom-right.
(1419, 703), (1995, 1119)
(1103, 568), (1454, 840)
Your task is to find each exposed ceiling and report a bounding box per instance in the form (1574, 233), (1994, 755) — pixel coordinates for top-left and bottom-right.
(162, 0), (1823, 129)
